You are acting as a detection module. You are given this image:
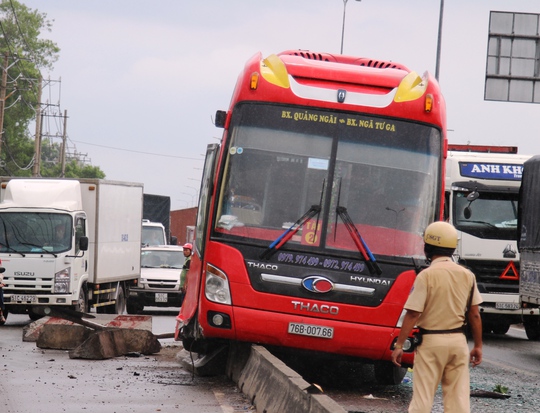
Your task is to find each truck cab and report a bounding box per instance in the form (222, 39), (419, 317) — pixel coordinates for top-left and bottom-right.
(445, 145), (536, 336)
(142, 219), (167, 246)
(0, 179), (90, 320)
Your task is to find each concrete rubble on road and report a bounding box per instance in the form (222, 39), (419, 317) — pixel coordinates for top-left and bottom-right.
(24, 309), (163, 360)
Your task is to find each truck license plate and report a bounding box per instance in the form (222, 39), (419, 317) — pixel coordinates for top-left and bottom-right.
(495, 302), (520, 310)
(11, 295), (37, 303)
(288, 322), (334, 339)
(155, 293), (168, 303)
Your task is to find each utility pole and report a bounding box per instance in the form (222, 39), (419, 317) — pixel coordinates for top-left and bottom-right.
(32, 76), (42, 177)
(0, 53), (8, 158)
(60, 109), (67, 177)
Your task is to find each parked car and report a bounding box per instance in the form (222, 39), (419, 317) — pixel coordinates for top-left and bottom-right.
(127, 245), (184, 314)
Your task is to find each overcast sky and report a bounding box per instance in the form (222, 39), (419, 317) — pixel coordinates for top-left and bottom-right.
(19, 0), (540, 210)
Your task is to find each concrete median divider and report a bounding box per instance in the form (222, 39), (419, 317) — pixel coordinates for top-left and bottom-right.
(226, 343), (347, 413)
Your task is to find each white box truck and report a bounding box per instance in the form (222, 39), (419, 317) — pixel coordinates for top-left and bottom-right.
(0, 178), (143, 322)
(445, 144), (536, 337)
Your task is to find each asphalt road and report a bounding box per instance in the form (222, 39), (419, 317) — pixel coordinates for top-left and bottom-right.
(0, 309), (253, 413)
(3, 309), (539, 413)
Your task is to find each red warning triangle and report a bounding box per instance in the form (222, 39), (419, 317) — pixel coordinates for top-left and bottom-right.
(500, 261), (519, 280)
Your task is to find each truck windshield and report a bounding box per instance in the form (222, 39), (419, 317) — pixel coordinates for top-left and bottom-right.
(453, 190), (518, 240)
(0, 212), (72, 253)
(142, 226), (166, 246)
(214, 103), (441, 260)
(141, 249), (184, 269)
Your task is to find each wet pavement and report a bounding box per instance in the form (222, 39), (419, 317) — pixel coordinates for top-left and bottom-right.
(0, 313), (254, 413)
(3, 311), (540, 413)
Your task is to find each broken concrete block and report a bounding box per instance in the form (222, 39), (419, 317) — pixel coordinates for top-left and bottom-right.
(36, 324), (92, 350)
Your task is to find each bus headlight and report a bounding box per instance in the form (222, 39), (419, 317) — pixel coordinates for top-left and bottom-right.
(391, 337), (414, 352)
(54, 268), (71, 293)
(205, 264), (231, 305)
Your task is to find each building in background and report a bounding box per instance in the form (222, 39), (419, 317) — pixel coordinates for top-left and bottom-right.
(171, 207), (197, 245)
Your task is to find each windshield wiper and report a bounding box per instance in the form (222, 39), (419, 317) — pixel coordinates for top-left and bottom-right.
(260, 205), (321, 259)
(461, 220), (498, 230)
(336, 206), (382, 276)
(0, 242), (25, 257)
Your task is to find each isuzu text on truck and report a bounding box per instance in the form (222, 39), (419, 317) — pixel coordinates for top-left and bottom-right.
(445, 145), (536, 337)
(176, 50), (447, 384)
(0, 178), (143, 322)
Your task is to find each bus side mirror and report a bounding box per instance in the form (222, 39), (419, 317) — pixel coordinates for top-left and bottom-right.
(215, 110), (227, 128)
(79, 236), (89, 251)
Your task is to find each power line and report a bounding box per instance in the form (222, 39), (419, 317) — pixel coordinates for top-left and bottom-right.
(70, 139), (203, 160)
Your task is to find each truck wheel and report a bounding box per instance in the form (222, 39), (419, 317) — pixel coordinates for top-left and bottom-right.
(492, 323), (510, 335)
(126, 300), (143, 314)
(114, 286), (126, 314)
(0, 308), (8, 325)
(374, 360), (407, 385)
(28, 309), (43, 321)
(524, 316), (540, 340)
(74, 285), (88, 313)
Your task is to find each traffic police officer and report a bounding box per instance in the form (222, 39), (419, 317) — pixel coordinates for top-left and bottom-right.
(391, 221), (483, 413)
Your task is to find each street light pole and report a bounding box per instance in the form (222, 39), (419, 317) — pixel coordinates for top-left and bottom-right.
(187, 185), (199, 204)
(435, 0), (444, 81)
(340, 0), (362, 55)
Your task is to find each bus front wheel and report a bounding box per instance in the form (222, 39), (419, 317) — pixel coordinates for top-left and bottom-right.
(374, 360), (407, 385)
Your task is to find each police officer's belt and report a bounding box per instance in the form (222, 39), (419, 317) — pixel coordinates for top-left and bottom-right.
(419, 327), (465, 335)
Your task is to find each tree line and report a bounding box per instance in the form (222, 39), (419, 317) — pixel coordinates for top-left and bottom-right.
(0, 0), (104, 179)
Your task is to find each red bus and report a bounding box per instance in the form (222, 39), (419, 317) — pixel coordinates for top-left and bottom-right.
(177, 50), (447, 384)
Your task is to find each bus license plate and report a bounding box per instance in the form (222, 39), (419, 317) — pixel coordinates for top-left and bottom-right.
(11, 295), (37, 303)
(155, 293), (168, 303)
(288, 322), (333, 339)
(495, 302), (520, 310)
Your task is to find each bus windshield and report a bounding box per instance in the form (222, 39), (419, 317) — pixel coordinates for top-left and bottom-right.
(214, 103), (441, 259)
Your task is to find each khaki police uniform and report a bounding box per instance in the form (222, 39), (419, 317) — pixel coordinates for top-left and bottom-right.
(404, 256), (482, 413)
